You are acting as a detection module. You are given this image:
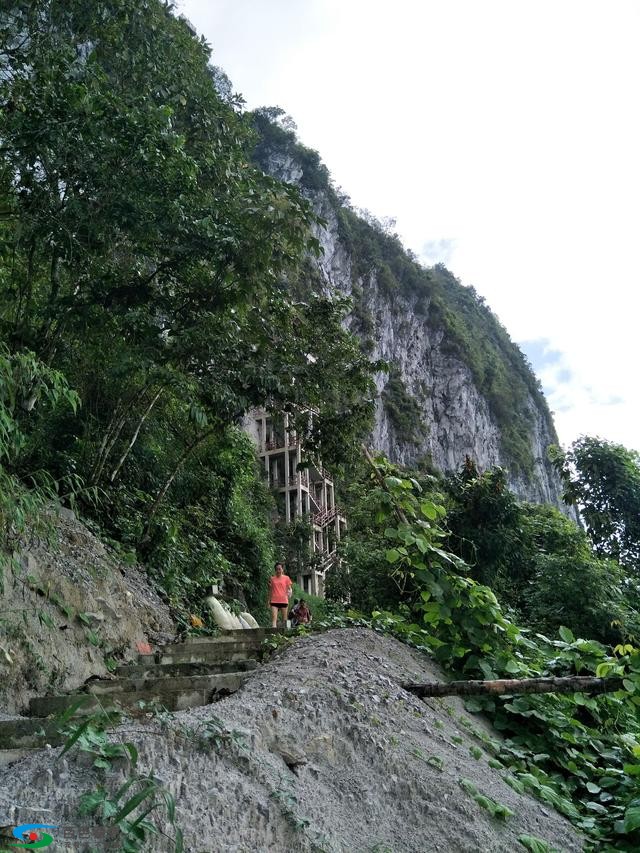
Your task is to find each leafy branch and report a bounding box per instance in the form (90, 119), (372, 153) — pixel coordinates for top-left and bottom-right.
(57, 701), (183, 852)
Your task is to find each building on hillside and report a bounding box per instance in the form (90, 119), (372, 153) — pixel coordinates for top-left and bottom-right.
(244, 409), (346, 597)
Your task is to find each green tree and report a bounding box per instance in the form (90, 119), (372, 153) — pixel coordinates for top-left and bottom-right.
(444, 459), (522, 593)
(1, 0), (376, 493)
(326, 460), (447, 613)
(524, 552), (640, 644)
(443, 459), (640, 643)
(0, 1), (377, 616)
(551, 437), (640, 569)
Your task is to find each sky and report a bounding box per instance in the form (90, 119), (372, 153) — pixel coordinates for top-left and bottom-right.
(179, 0), (640, 452)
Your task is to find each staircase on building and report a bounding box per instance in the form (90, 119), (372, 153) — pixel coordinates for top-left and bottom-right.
(0, 629), (274, 764)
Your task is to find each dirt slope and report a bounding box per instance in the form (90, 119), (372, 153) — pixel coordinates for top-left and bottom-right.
(0, 628), (583, 852)
(0, 510), (174, 713)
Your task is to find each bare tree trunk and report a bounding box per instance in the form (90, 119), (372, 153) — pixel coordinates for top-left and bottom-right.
(91, 402), (125, 482)
(40, 253), (62, 359)
(90, 406), (128, 485)
(402, 675), (624, 698)
(109, 388), (164, 483)
(90, 383), (152, 484)
(14, 239), (36, 332)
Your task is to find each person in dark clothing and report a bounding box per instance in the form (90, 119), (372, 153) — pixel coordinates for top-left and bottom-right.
(294, 598), (312, 626)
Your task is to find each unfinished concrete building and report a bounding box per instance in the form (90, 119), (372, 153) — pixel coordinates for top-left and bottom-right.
(244, 409), (346, 597)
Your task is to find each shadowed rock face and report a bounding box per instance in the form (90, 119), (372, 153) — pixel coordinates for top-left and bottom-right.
(0, 629), (584, 852)
(264, 149), (568, 511)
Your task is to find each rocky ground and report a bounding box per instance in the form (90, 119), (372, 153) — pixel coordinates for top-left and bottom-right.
(0, 628), (584, 852)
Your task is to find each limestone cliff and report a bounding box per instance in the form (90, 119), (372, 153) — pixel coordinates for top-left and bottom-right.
(252, 115), (565, 507)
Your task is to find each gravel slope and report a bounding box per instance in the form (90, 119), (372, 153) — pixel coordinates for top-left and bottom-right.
(0, 628), (584, 852)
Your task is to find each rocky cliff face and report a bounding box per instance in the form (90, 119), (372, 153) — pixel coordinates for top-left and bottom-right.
(261, 143), (565, 508)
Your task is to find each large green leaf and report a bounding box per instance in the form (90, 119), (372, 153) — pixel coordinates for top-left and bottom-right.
(623, 805), (640, 833)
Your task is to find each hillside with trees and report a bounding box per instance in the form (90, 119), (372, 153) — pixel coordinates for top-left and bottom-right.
(250, 108), (559, 495)
(1, 3), (640, 851)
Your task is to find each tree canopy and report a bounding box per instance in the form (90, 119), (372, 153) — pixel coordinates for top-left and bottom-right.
(551, 437), (640, 571)
(0, 0), (376, 614)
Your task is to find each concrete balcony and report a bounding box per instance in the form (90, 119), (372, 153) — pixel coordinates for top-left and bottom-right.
(263, 432), (299, 452)
(289, 473), (309, 487)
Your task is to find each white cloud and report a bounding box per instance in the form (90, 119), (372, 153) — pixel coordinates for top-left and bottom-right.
(179, 0), (640, 453)
(420, 239), (457, 267)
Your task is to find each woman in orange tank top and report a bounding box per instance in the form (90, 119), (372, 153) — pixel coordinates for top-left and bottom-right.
(268, 562), (293, 628)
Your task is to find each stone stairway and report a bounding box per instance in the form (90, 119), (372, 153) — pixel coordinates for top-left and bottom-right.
(0, 629), (276, 762)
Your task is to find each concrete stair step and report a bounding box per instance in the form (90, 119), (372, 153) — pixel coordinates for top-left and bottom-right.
(0, 717), (65, 750)
(183, 628), (282, 644)
(86, 669), (254, 696)
(1, 634), (270, 754)
(0, 747), (42, 768)
(162, 636), (265, 651)
(158, 640), (263, 665)
(29, 671), (249, 718)
(115, 658), (257, 679)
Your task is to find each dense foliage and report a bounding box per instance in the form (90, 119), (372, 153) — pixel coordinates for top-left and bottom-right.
(337, 453), (640, 643)
(328, 455), (640, 850)
(443, 459), (640, 645)
(0, 1), (376, 617)
(552, 437), (640, 571)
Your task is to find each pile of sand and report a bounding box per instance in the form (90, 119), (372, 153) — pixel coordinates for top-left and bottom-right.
(0, 628), (583, 852)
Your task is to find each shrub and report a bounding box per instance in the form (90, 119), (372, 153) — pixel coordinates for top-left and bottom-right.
(381, 368), (427, 445)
